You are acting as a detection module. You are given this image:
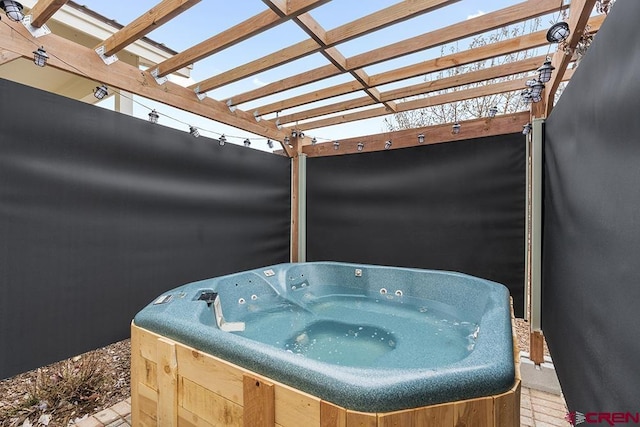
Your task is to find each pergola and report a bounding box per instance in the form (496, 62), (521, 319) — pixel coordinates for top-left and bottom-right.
(0, 0), (604, 156)
(0, 0), (605, 364)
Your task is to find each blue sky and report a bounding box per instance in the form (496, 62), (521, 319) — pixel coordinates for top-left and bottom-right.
(78, 0), (553, 149)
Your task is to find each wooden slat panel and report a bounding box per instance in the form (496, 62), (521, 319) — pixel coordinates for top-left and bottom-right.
(177, 406), (216, 427)
(180, 377), (243, 427)
(138, 382), (159, 426)
(99, 0), (201, 57)
(453, 396), (493, 427)
(137, 324), (159, 362)
(243, 375), (275, 427)
(377, 409), (414, 427)
(274, 382), (321, 427)
(346, 0), (565, 71)
(131, 324), (142, 425)
(157, 338), (179, 427)
(493, 381), (520, 427)
(142, 358), (158, 390)
(320, 401), (347, 427)
(29, 0), (69, 28)
(345, 410), (377, 427)
(175, 345), (246, 405)
(413, 402), (455, 426)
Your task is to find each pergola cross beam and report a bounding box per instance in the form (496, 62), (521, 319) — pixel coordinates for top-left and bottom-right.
(29, 0), (69, 28)
(97, 0), (201, 57)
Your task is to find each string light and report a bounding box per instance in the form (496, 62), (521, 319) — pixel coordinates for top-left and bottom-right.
(93, 84), (108, 100)
(357, 142), (364, 151)
(0, 1), (24, 22)
(488, 106), (498, 118)
(418, 133), (425, 144)
(32, 46), (48, 67)
(333, 141), (340, 150)
(218, 135), (226, 146)
(452, 122), (461, 134)
(2, 21), (276, 146)
(267, 139), (274, 149)
(311, 137), (317, 145)
(148, 109), (159, 124)
(384, 140), (392, 150)
(243, 138), (251, 147)
(537, 59), (555, 83)
(523, 123), (532, 135)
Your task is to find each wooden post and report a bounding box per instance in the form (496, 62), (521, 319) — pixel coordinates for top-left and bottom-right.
(290, 137), (307, 262)
(530, 330), (545, 365)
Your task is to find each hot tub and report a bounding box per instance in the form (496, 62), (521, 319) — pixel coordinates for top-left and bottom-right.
(131, 262), (520, 426)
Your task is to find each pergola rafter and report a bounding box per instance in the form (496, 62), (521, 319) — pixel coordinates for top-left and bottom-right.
(28, 0), (69, 28)
(96, 0), (201, 57)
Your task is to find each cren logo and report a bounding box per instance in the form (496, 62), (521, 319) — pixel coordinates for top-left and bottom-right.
(566, 411), (640, 426)
(566, 411), (586, 425)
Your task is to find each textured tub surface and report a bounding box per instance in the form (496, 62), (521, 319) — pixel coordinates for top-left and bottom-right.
(133, 262), (514, 413)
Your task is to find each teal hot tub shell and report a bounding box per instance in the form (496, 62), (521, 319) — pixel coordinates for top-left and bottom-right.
(133, 262), (515, 413)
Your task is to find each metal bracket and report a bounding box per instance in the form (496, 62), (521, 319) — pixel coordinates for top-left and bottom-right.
(226, 99), (237, 112)
(194, 85), (206, 101)
(150, 68), (168, 85)
(21, 15), (51, 38)
(95, 45), (118, 65)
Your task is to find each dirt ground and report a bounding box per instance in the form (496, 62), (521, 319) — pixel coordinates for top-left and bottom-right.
(0, 340), (130, 427)
(0, 318), (548, 426)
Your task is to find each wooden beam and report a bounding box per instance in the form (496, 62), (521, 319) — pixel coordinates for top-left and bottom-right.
(0, 48), (20, 65)
(259, 31), (551, 119)
(225, 0), (458, 107)
(296, 75), (545, 131)
(278, 55), (546, 125)
(530, 331), (545, 365)
(262, 0), (331, 17)
(227, 64), (340, 107)
(545, 1), (601, 116)
(0, 20), (290, 151)
(252, 13), (604, 118)
(346, 0), (568, 71)
(302, 112), (530, 157)
(189, 38), (320, 94)
(29, 0), (69, 28)
(153, 9), (280, 77)
(258, 81), (364, 117)
(98, 0), (201, 57)
(370, 14), (601, 88)
(154, 0), (329, 78)
(325, 0), (460, 46)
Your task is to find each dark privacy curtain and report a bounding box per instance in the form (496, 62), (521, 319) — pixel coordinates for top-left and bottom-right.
(0, 79), (291, 379)
(306, 133), (526, 317)
(543, 0), (640, 413)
